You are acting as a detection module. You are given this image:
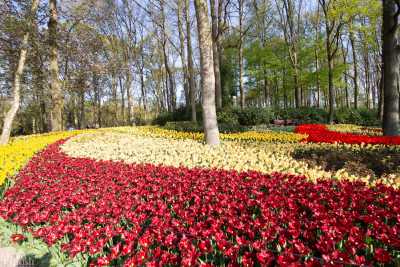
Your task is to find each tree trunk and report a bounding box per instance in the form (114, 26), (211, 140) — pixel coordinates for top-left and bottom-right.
(126, 72), (133, 125)
(0, 0), (40, 144)
(177, 0), (190, 114)
(194, 0), (220, 145)
(210, 0), (222, 109)
(349, 31), (359, 109)
(327, 54), (335, 123)
(185, 0), (197, 122)
(382, 0), (400, 136)
(238, 0), (245, 109)
(49, 0), (63, 131)
(119, 76), (125, 123)
(111, 73), (118, 125)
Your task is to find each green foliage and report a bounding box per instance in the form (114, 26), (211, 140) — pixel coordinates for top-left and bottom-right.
(335, 108), (379, 126)
(164, 121), (247, 134)
(275, 107), (328, 124)
(217, 109), (239, 125)
(234, 107), (272, 126)
(152, 107), (202, 126)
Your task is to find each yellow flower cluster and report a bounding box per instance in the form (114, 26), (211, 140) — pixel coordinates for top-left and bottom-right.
(114, 126), (306, 143)
(328, 124), (382, 136)
(0, 130), (91, 186)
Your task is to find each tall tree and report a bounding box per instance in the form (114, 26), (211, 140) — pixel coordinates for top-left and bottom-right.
(276, 0), (302, 108)
(185, 0), (197, 122)
(210, 0), (222, 109)
(0, 0), (40, 144)
(319, 0), (344, 123)
(238, 0), (245, 108)
(382, 0), (400, 136)
(194, 0), (220, 145)
(49, 0), (63, 131)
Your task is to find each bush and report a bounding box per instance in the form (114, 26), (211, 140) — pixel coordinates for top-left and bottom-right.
(275, 107), (328, 124)
(217, 109), (239, 125)
(234, 107), (272, 126)
(164, 121), (202, 132)
(335, 108), (379, 126)
(152, 106), (203, 126)
(152, 112), (174, 126)
(164, 121), (247, 133)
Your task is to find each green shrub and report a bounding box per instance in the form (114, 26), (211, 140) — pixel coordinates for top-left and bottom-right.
(152, 106), (203, 126)
(335, 108), (379, 126)
(275, 107), (328, 124)
(217, 109), (239, 125)
(234, 107), (272, 126)
(152, 112), (174, 126)
(164, 121), (247, 133)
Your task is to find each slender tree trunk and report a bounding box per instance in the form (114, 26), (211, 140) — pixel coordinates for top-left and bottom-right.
(350, 31), (359, 109)
(327, 54), (335, 123)
(0, 0), (40, 144)
(111, 73), (118, 125)
(238, 0), (246, 109)
(177, 0), (190, 113)
(79, 84), (85, 129)
(210, 0), (222, 109)
(126, 72), (132, 125)
(185, 0), (197, 122)
(139, 62), (147, 118)
(194, 0), (220, 145)
(378, 71), (384, 120)
(341, 40), (350, 107)
(382, 0), (400, 136)
(118, 76), (125, 123)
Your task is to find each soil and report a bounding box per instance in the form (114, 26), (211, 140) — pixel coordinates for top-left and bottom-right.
(292, 146), (400, 181)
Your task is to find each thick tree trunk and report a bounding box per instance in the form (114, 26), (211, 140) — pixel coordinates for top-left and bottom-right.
(185, 0), (197, 122)
(210, 0), (222, 109)
(0, 0), (40, 144)
(194, 0), (220, 145)
(49, 0), (63, 131)
(382, 0), (400, 136)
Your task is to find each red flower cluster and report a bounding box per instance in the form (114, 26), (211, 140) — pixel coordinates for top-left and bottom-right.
(1, 141), (399, 266)
(295, 124), (400, 145)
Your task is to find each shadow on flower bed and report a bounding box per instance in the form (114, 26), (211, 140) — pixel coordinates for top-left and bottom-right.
(1, 141), (400, 266)
(293, 146), (400, 182)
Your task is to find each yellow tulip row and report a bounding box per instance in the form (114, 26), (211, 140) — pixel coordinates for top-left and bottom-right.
(328, 124), (382, 136)
(114, 126), (307, 143)
(0, 130), (93, 186)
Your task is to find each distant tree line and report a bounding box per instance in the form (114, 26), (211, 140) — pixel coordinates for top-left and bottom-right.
(0, 0), (399, 145)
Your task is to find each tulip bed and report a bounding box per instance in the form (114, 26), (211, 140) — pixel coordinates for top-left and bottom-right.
(1, 140), (400, 266)
(1, 125), (400, 266)
(296, 124), (400, 145)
